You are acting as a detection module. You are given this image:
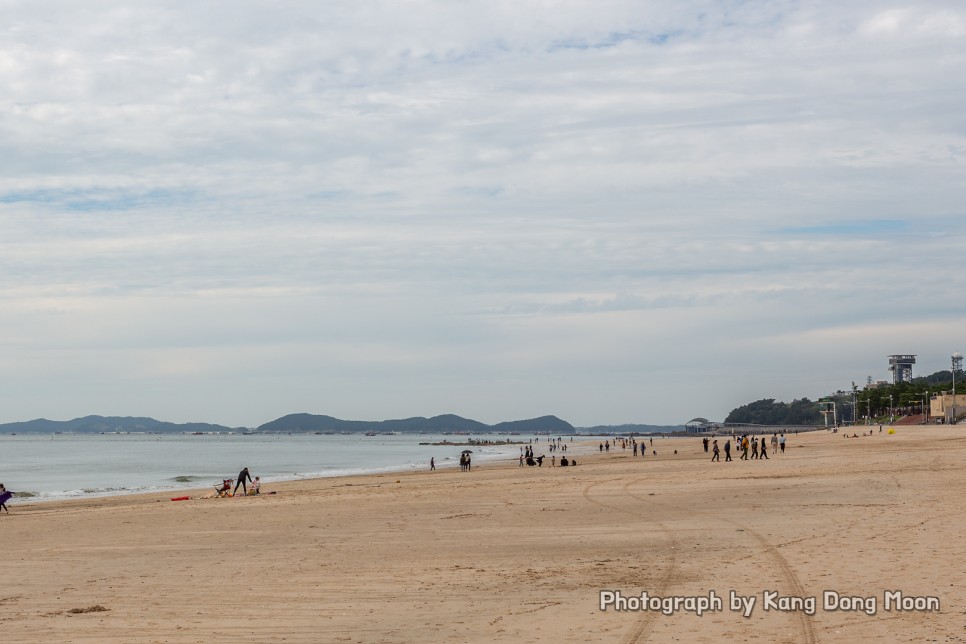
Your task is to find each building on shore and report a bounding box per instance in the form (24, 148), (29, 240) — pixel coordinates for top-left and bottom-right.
(929, 393), (966, 424)
(888, 354), (916, 384)
(685, 418), (713, 434)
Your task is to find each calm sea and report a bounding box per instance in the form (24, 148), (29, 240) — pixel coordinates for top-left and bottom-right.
(0, 432), (583, 502)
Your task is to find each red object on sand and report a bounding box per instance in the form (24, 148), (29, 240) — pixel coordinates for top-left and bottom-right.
(170, 496), (190, 501)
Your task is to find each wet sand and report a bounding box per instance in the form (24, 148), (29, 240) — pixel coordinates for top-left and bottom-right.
(3, 426), (965, 643)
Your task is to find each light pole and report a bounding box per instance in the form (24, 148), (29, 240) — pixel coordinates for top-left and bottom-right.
(851, 381), (858, 426)
(889, 394), (893, 423)
(953, 352), (963, 425)
(921, 392), (928, 424)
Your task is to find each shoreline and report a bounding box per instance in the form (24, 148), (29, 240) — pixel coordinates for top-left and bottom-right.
(3, 427), (846, 506)
(9, 435), (605, 507)
(5, 425), (963, 642)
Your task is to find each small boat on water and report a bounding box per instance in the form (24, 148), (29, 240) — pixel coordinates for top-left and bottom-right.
(364, 431), (377, 436)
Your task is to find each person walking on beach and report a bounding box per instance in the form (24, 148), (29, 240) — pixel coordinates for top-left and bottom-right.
(703, 437), (709, 453)
(771, 433), (778, 456)
(0, 483), (11, 513)
(724, 440), (732, 462)
(751, 437), (759, 460)
(233, 467), (252, 496)
(711, 440), (720, 462)
(779, 434), (786, 453)
(760, 439), (769, 459)
(430, 457), (436, 471)
(741, 436), (749, 460)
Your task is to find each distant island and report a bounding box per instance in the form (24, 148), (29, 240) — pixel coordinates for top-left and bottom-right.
(0, 413), (685, 435)
(0, 415), (244, 435)
(258, 413), (577, 434)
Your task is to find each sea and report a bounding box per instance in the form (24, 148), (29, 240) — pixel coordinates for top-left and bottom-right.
(0, 432), (590, 503)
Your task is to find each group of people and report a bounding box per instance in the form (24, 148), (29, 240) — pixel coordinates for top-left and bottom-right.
(459, 452), (472, 471)
(214, 467), (261, 496)
(545, 438), (568, 453)
(517, 444), (578, 468)
(706, 433), (787, 462)
(599, 437), (656, 459)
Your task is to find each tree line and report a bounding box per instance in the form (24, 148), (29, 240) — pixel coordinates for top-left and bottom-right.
(725, 370), (964, 425)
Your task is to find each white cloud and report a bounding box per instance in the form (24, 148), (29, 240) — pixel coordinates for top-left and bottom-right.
(0, 1), (964, 426)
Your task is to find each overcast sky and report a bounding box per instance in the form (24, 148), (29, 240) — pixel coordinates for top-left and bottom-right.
(1, 1), (964, 427)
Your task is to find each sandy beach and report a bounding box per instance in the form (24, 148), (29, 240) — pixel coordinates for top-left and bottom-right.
(4, 426), (965, 643)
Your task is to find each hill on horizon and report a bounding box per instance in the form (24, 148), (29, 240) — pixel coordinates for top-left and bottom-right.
(256, 413), (576, 434)
(0, 415), (241, 434)
(1, 413), (681, 435)
(577, 423), (686, 434)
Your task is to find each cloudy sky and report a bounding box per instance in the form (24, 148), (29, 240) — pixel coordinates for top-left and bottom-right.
(1, 1), (964, 428)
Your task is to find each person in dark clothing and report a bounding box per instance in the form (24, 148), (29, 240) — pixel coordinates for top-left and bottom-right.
(0, 483), (11, 513)
(233, 467), (252, 496)
(711, 440), (720, 462)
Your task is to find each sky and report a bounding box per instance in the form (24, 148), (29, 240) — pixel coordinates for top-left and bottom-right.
(1, 1), (964, 428)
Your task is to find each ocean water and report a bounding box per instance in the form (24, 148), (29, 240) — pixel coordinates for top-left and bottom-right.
(0, 432), (582, 502)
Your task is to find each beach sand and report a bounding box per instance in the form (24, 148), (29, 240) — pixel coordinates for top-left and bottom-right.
(4, 426), (965, 643)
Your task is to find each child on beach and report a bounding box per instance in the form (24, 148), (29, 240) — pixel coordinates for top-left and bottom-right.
(249, 477), (261, 495)
(0, 483), (11, 513)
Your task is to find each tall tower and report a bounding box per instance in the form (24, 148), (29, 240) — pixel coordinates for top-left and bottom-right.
(888, 355), (916, 384)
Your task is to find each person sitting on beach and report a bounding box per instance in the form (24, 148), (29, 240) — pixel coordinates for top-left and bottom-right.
(560, 456), (569, 467)
(214, 479), (233, 497)
(249, 476), (261, 495)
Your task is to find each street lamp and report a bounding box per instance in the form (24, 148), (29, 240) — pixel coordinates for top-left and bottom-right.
(851, 381), (858, 426)
(953, 352), (963, 425)
(889, 394), (893, 423)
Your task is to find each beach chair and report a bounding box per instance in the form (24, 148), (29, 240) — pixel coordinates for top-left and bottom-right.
(214, 479), (233, 497)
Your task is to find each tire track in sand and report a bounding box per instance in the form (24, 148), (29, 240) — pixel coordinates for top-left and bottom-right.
(581, 478), (681, 644)
(624, 480), (818, 644)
